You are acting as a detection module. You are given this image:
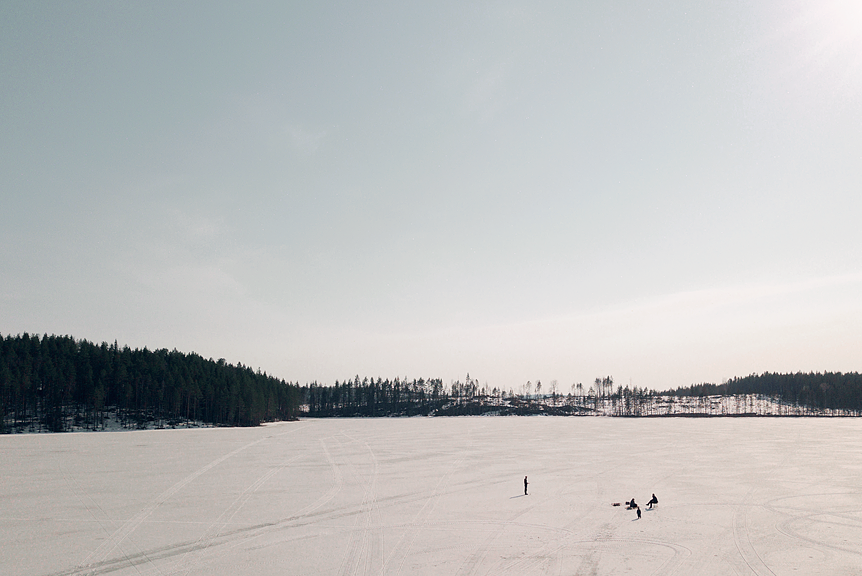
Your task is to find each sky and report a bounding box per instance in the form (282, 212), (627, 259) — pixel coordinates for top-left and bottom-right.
(2, 1), (861, 393)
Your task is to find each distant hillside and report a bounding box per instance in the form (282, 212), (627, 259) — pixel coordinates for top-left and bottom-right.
(301, 373), (862, 418)
(1, 333), (301, 433)
(670, 372), (862, 413)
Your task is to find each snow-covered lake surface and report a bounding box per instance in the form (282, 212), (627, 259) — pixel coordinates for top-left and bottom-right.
(3, 417), (862, 575)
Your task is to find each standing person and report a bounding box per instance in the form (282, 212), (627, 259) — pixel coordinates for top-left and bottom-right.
(524, 476), (529, 495)
(636, 505), (641, 519)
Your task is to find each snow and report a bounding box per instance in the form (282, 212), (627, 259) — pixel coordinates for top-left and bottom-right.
(2, 417), (862, 575)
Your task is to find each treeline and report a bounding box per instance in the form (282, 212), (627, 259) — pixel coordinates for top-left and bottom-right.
(1, 333), (301, 433)
(671, 372), (862, 412)
(303, 376), (450, 416)
(301, 374), (535, 416)
(301, 375), (640, 417)
(303, 371), (862, 418)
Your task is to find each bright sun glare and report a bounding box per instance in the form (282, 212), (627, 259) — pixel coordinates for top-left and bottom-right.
(790, 0), (862, 86)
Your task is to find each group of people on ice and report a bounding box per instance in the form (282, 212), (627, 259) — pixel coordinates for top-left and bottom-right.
(624, 494), (658, 518)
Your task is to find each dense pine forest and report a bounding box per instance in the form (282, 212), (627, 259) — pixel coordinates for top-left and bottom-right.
(302, 377), (450, 417)
(1, 333), (301, 433)
(671, 372), (862, 413)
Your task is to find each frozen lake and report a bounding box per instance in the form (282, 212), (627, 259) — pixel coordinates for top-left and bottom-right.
(3, 417), (862, 575)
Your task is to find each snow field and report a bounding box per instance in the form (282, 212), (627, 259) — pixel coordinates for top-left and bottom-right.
(2, 417), (862, 575)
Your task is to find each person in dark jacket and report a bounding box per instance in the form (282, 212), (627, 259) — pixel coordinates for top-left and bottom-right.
(647, 494), (658, 509)
(524, 476), (529, 495)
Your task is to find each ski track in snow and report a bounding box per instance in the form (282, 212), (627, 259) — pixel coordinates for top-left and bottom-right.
(383, 425), (474, 576)
(58, 461), (166, 576)
(165, 452), (303, 576)
(332, 430), (381, 576)
(68, 423), (313, 576)
(732, 500), (775, 576)
(78, 439), (265, 571)
(767, 492), (862, 558)
(730, 425), (803, 576)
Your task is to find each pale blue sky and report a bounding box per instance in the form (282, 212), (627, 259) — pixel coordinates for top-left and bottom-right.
(2, 1), (860, 391)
